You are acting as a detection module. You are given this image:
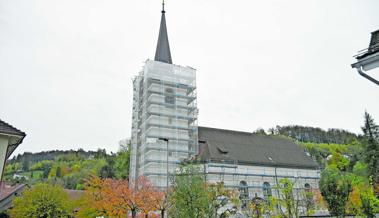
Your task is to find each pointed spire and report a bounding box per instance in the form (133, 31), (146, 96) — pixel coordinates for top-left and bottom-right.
(154, 0), (172, 64)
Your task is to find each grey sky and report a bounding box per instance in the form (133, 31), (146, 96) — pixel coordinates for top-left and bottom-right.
(1, 0), (378, 155)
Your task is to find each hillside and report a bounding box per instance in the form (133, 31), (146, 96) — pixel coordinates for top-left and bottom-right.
(4, 148), (130, 190)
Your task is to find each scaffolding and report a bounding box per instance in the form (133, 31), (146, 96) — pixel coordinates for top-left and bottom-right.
(129, 60), (198, 188)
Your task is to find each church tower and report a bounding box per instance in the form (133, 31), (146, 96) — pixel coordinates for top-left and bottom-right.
(129, 2), (198, 189)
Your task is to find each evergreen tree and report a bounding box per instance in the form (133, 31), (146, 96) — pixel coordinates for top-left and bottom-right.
(361, 112), (379, 193)
(319, 166), (352, 217)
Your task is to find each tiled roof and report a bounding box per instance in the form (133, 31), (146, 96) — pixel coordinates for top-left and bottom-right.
(198, 127), (318, 169)
(0, 182), (26, 210)
(0, 119), (26, 137)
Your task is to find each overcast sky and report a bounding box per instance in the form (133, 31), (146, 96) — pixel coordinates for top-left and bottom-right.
(1, 0), (378, 155)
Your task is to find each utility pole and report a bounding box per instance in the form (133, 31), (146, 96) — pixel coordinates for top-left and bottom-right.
(159, 137), (169, 191)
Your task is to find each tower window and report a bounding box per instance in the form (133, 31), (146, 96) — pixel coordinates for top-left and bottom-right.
(165, 88), (175, 104)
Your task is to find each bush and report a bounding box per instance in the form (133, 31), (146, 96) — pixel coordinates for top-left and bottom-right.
(10, 183), (73, 218)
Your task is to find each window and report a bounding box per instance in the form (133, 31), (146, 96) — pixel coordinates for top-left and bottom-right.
(263, 182), (272, 199)
(164, 88), (175, 104)
(239, 181), (249, 208)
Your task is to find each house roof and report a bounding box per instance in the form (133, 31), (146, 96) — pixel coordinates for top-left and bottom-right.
(0, 182), (26, 210)
(0, 119), (26, 137)
(357, 29), (379, 60)
(198, 127), (318, 169)
(0, 119), (26, 160)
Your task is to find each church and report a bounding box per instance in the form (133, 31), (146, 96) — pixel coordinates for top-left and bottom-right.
(128, 2), (320, 202)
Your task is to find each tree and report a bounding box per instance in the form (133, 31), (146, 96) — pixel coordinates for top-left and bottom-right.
(319, 166), (352, 217)
(360, 183), (379, 218)
(169, 163), (213, 218)
(98, 157), (115, 179)
(277, 178), (300, 218)
(246, 194), (277, 218)
(56, 166), (62, 178)
(150, 191), (167, 218)
(361, 112), (379, 194)
(10, 183), (73, 218)
(253, 128), (267, 135)
(22, 160), (29, 171)
(77, 176), (105, 218)
(114, 148), (130, 180)
(208, 182), (239, 218)
(79, 176), (157, 218)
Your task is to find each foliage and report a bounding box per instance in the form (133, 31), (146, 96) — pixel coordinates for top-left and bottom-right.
(169, 163), (213, 218)
(246, 195), (277, 218)
(79, 176), (161, 218)
(4, 146), (131, 191)
(208, 182), (239, 218)
(301, 142), (363, 169)
(169, 163), (239, 218)
(360, 182), (379, 218)
(10, 183), (73, 218)
(114, 147), (131, 179)
(270, 125), (359, 144)
(319, 166), (352, 217)
(277, 178), (299, 218)
(327, 152), (350, 171)
(361, 112), (379, 194)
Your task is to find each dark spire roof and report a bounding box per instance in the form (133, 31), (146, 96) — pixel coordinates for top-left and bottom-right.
(154, 1), (172, 64)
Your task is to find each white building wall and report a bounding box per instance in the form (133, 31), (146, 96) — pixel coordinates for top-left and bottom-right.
(204, 162), (320, 200)
(0, 136), (9, 181)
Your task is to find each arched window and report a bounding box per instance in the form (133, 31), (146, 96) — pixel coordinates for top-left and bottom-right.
(239, 181), (249, 208)
(263, 182), (272, 199)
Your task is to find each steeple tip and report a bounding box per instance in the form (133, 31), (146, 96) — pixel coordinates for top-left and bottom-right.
(154, 0), (172, 64)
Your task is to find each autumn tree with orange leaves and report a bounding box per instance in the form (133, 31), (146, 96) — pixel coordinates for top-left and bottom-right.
(78, 176), (165, 218)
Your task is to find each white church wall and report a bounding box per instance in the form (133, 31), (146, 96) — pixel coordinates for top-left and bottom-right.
(204, 162), (320, 200)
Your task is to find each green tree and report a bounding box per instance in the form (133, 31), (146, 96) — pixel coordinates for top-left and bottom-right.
(10, 183), (73, 218)
(22, 160), (29, 172)
(98, 157), (115, 179)
(208, 182), (239, 218)
(277, 178), (299, 218)
(360, 183), (379, 218)
(319, 166), (352, 217)
(169, 163), (213, 218)
(114, 149), (130, 179)
(56, 166), (62, 178)
(361, 112), (379, 193)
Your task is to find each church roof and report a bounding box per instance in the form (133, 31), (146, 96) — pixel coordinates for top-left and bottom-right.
(198, 127), (318, 169)
(154, 3), (172, 64)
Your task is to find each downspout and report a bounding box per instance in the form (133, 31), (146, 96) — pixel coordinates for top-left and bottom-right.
(354, 65), (379, 86)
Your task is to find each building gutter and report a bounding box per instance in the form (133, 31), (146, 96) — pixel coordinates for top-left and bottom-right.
(354, 65), (379, 85)
(351, 51), (379, 86)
